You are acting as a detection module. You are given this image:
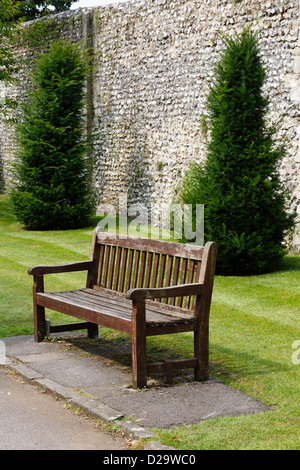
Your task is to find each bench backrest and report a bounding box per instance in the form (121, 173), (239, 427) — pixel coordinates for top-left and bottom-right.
(88, 228), (216, 311)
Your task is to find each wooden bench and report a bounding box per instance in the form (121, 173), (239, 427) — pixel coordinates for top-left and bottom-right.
(28, 228), (218, 388)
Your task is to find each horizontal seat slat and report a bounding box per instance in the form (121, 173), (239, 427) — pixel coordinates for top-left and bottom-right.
(51, 291), (131, 319)
(36, 289), (197, 329)
(87, 287), (193, 317)
(83, 288), (196, 325)
(36, 292), (132, 334)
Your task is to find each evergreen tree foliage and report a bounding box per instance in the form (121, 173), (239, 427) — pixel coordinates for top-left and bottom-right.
(11, 40), (94, 230)
(180, 30), (296, 275)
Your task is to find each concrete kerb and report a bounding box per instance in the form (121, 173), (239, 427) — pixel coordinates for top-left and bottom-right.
(4, 359), (169, 448)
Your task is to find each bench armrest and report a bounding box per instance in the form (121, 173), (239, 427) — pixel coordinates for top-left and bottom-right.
(125, 283), (203, 301)
(28, 260), (93, 276)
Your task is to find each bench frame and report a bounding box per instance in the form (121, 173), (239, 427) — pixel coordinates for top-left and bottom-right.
(28, 229), (218, 388)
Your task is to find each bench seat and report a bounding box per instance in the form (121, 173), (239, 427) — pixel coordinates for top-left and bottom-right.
(37, 287), (198, 335)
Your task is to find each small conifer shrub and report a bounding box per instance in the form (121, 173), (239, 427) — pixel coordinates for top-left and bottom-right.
(11, 40), (94, 230)
(180, 30), (296, 275)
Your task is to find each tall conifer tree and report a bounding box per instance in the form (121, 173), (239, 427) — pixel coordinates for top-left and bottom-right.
(180, 30), (296, 275)
(11, 40), (93, 230)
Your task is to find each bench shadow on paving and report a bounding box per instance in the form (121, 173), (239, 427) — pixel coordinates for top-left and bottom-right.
(4, 334), (272, 429)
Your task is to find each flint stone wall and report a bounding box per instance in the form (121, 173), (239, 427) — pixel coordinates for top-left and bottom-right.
(0, 0), (299, 248)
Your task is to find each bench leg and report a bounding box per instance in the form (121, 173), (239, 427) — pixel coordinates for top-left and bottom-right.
(33, 275), (46, 342)
(194, 296), (209, 382)
(194, 329), (209, 381)
(87, 322), (98, 339)
(34, 303), (46, 342)
(131, 300), (147, 389)
(194, 295), (209, 381)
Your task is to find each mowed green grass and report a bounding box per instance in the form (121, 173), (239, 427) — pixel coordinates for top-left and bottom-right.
(0, 194), (299, 449)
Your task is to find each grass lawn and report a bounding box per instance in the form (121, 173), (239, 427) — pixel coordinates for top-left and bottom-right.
(0, 194), (299, 449)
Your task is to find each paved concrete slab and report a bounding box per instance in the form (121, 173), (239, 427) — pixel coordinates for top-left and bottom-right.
(1, 334), (272, 439)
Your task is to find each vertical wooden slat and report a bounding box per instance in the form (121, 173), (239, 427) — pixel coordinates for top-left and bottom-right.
(157, 254), (166, 288)
(163, 255), (174, 303)
(151, 253), (159, 288)
(131, 250), (140, 289)
(186, 259), (195, 283)
(113, 246), (122, 291)
(195, 260), (202, 282)
(179, 258), (188, 284)
(144, 252), (153, 288)
(107, 246), (116, 290)
(170, 257), (180, 305)
(172, 257), (180, 284)
(188, 260), (200, 309)
(177, 257), (187, 307)
(101, 245), (111, 287)
(96, 244), (105, 287)
(119, 248), (128, 292)
(138, 251), (146, 288)
(184, 259), (195, 309)
(165, 255), (174, 285)
(125, 249), (134, 291)
(192, 261), (202, 309)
